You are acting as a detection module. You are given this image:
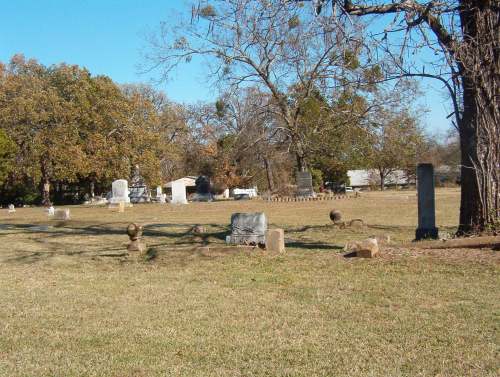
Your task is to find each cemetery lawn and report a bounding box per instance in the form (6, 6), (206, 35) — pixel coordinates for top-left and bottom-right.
(0, 188), (499, 376)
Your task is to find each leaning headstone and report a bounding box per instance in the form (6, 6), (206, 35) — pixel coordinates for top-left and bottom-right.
(266, 229), (285, 253)
(53, 208), (70, 221)
(229, 212), (267, 245)
(171, 179), (188, 204)
(296, 171), (314, 197)
(110, 179), (131, 205)
(415, 163), (438, 240)
(7, 204), (15, 213)
(129, 166), (150, 203)
(193, 175), (213, 201)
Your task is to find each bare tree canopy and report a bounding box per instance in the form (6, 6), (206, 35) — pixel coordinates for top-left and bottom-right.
(296, 0), (499, 234)
(146, 0), (394, 171)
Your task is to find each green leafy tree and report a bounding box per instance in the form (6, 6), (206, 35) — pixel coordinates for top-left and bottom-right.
(0, 129), (16, 185)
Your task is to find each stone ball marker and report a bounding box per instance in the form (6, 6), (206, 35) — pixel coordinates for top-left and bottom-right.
(329, 209), (342, 223)
(127, 223), (146, 253)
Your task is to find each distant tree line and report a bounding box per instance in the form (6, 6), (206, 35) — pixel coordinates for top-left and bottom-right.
(0, 52), (458, 205)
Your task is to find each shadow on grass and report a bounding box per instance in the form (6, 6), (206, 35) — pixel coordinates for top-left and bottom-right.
(0, 221), (229, 239)
(286, 241), (343, 250)
(0, 222), (231, 265)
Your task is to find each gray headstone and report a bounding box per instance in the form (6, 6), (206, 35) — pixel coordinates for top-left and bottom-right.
(229, 212), (267, 245)
(129, 166), (150, 203)
(296, 171), (314, 197)
(415, 163), (438, 240)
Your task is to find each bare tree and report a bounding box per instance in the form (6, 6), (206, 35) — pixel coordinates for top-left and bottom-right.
(146, 0), (369, 171)
(296, 0), (499, 233)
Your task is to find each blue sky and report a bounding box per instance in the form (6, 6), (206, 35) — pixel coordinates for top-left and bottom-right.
(0, 0), (452, 135)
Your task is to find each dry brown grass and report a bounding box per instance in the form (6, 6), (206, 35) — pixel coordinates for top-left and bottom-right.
(0, 188), (498, 376)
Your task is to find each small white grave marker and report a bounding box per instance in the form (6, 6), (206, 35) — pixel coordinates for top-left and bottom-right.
(47, 206), (55, 216)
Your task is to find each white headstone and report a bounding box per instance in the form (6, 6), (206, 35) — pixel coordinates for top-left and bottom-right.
(47, 206), (55, 216)
(7, 204), (15, 213)
(110, 179), (130, 204)
(159, 193), (167, 204)
(156, 186), (162, 197)
(171, 179), (188, 204)
(223, 189), (230, 199)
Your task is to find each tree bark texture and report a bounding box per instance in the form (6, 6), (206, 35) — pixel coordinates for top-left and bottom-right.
(457, 1), (499, 233)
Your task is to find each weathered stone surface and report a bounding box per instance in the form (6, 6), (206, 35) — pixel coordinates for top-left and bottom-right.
(110, 179), (131, 205)
(296, 171), (314, 197)
(118, 201), (125, 213)
(127, 223), (146, 253)
(229, 212), (267, 245)
(129, 165), (150, 203)
(329, 209), (342, 223)
(344, 238), (379, 258)
(266, 229), (285, 253)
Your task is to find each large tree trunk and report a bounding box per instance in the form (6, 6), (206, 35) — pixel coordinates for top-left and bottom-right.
(457, 2), (500, 234)
(40, 163), (51, 206)
(379, 170), (385, 191)
(340, 0), (499, 234)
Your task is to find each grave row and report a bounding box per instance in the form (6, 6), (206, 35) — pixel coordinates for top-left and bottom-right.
(266, 194), (357, 202)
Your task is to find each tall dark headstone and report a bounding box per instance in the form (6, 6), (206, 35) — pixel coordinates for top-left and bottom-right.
(193, 175), (213, 201)
(415, 163), (439, 240)
(296, 171), (314, 197)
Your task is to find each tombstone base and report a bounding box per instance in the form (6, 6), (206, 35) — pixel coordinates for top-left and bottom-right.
(128, 240), (147, 253)
(415, 227), (439, 241)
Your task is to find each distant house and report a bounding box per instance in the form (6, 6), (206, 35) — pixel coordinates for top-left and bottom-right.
(347, 169), (411, 189)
